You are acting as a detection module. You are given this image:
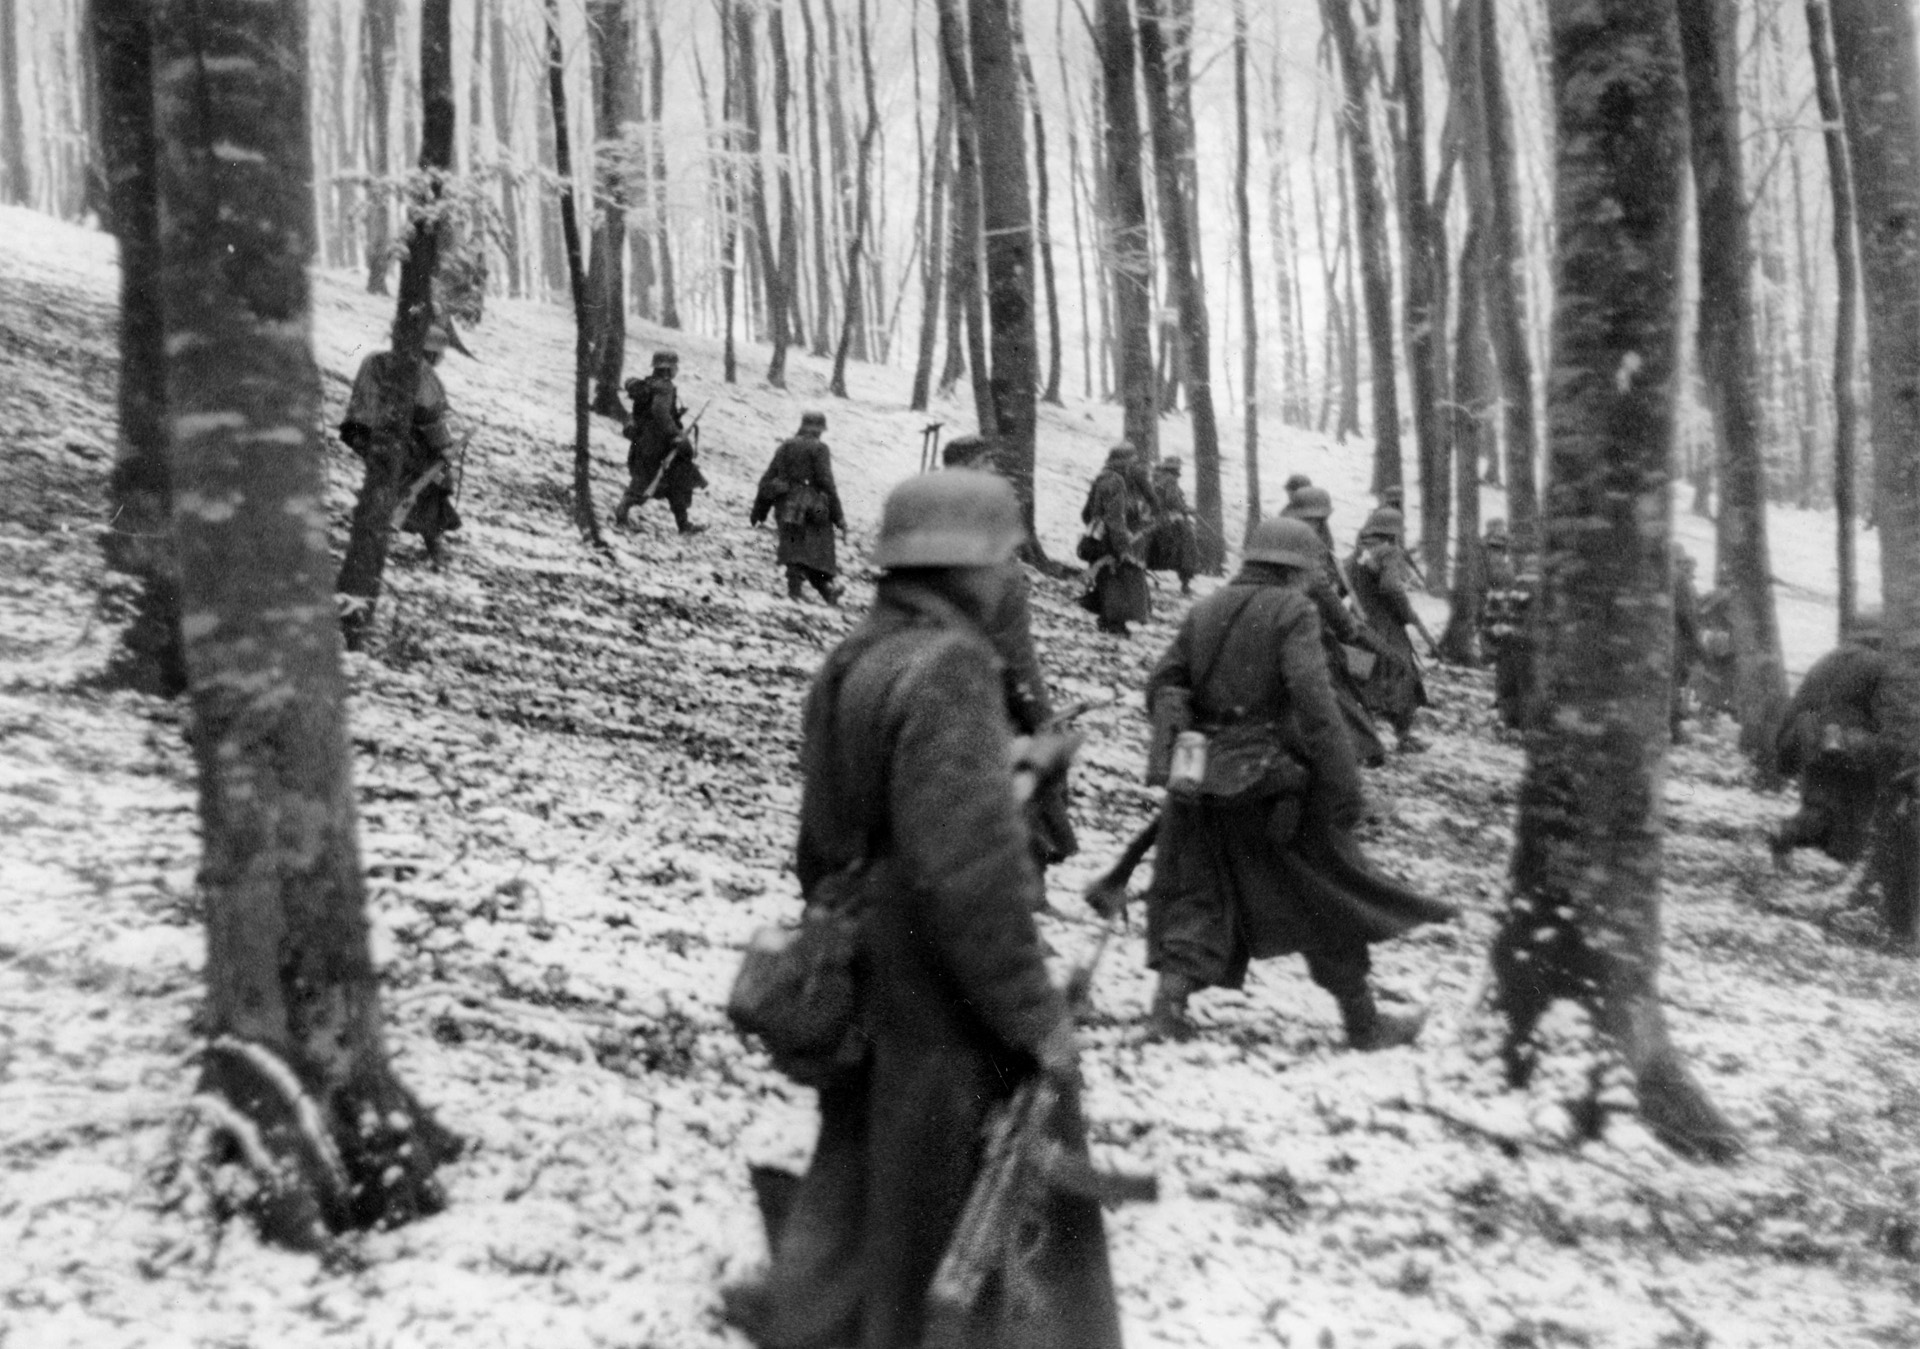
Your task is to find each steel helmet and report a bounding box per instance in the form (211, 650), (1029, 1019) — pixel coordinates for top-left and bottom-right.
(873, 471), (1024, 569)
(1283, 473), (1313, 494)
(799, 410), (827, 432)
(1283, 485), (1333, 521)
(1243, 516), (1322, 569)
(652, 348), (680, 369)
(1359, 506), (1404, 540)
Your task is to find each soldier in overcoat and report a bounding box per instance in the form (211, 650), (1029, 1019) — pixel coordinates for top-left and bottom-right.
(1771, 621), (1894, 869)
(1140, 517), (1455, 1045)
(722, 472), (1121, 1349)
(1347, 507), (1430, 751)
(1144, 456), (1199, 594)
(1280, 486), (1389, 767)
(339, 321), (464, 559)
(614, 349), (709, 534)
(751, 410), (847, 604)
(1078, 443), (1153, 636)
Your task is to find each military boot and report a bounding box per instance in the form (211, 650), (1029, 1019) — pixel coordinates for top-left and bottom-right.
(1338, 984), (1425, 1052)
(1144, 972), (1198, 1042)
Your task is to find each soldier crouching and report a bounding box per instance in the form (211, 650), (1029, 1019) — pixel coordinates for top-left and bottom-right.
(1771, 619), (1892, 869)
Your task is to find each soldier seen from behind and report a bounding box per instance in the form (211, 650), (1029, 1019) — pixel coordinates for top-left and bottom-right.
(943, 433), (1077, 872)
(1348, 507), (1433, 753)
(1281, 486), (1390, 767)
(1145, 455), (1199, 595)
(721, 472), (1121, 1349)
(1125, 516), (1455, 1044)
(1770, 617), (1894, 872)
(339, 321), (464, 562)
(750, 410), (846, 605)
(614, 348), (708, 535)
(1077, 443), (1154, 637)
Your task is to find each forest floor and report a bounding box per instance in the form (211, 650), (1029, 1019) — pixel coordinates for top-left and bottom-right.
(2, 204), (1918, 1349)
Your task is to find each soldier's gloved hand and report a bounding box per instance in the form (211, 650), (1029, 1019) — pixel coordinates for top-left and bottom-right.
(1035, 1019), (1082, 1083)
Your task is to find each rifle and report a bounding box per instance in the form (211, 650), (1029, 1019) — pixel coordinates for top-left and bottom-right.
(919, 421), (945, 473)
(1084, 812), (1161, 923)
(452, 429), (474, 503)
(636, 399), (712, 500)
(923, 921), (1156, 1345)
(390, 458), (449, 531)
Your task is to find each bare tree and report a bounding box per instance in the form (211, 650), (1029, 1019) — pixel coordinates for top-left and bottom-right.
(153, 0), (455, 1248)
(1091, 0), (1156, 459)
(910, 65), (954, 413)
(0, 0), (30, 204)
(1828, 0), (1920, 949)
(1675, 0), (1788, 772)
(546, 0), (607, 546)
(1233, 0), (1258, 534)
(646, 0), (680, 327)
(828, 0), (877, 397)
(336, 0), (458, 650)
(1492, 0), (1739, 1162)
(1397, 0), (1447, 585)
(935, 0), (993, 427)
(362, 0), (397, 294)
(89, 0), (180, 695)
(587, 0), (634, 418)
(487, 0), (524, 299)
(1805, 0), (1859, 634)
(1009, 1), (1063, 407)
(768, 0), (802, 384)
(1320, 0), (1400, 498)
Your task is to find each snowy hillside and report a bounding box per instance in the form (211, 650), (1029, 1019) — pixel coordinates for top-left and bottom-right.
(1, 205), (1916, 1348)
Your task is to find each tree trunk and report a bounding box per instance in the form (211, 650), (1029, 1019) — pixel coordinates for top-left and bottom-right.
(1806, 0), (1859, 635)
(154, 0), (456, 1249)
(968, 0), (1042, 547)
(735, 0), (791, 387)
(643, 1), (678, 327)
(545, 0), (606, 547)
(798, 0), (833, 355)
(1675, 0), (1789, 773)
(1233, 0), (1258, 536)
(1494, 0), (1740, 1161)
(1008, 5), (1062, 408)
(1397, 0), (1448, 587)
(1475, 0), (1539, 553)
(1439, 226), (1491, 663)
(336, 0), (458, 650)
(768, 0), (801, 386)
(1266, 51), (1308, 430)
(1828, 0), (1920, 950)
(720, 0), (741, 384)
(828, 0), (877, 398)
(936, 0), (995, 434)
(90, 0), (182, 696)
(1321, 0), (1401, 499)
(587, 0), (632, 419)
(1095, 0), (1157, 459)
(488, 0), (524, 299)
(910, 67), (954, 413)
(1058, 4), (1093, 403)
(823, 0), (863, 360)
(0, 0), (30, 204)
(362, 0), (397, 294)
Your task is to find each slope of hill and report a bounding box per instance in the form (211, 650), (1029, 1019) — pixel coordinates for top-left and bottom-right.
(2, 205), (1916, 1348)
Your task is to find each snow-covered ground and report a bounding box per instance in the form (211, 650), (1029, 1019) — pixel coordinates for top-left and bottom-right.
(2, 204), (1917, 1348)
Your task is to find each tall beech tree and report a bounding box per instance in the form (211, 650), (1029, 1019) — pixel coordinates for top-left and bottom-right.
(586, 0), (633, 419)
(1805, 0), (1859, 634)
(1138, 0), (1220, 566)
(90, 0), (181, 695)
(767, 0), (801, 386)
(1398, 0), (1447, 585)
(1096, 0), (1156, 460)
(646, 0), (680, 328)
(1492, 0), (1740, 1161)
(1674, 0), (1787, 772)
(1233, 0), (1258, 533)
(968, 0), (1041, 544)
(361, 0), (397, 294)
(935, 0), (994, 429)
(546, 0), (605, 546)
(153, 0), (455, 1247)
(1320, 0), (1400, 498)
(1828, 0), (1920, 950)
(336, 0), (457, 651)
(909, 68), (953, 413)
(828, 0), (877, 398)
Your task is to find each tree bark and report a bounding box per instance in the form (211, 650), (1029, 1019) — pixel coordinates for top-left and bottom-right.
(153, 0), (456, 1249)
(336, 0), (458, 650)
(1828, 0), (1920, 950)
(646, 0), (679, 327)
(935, 0), (995, 433)
(910, 66), (954, 414)
(587, 0), (632, 419)
(1806, 0), (1859, 636)
(1439, 225), (1491, 663)
(828, 0), (877, 398)
(719, 0), (741, 383)
(768, 0), (801, 386)
(1397, 0), (1448, 587)
(1009, 4), (1062, 408)
(361, 0), (397, 295)
(1320, 0), (1401, 499)
(1095, 0), (1157, 459)
(1674, 0), (1788, 774)
(968, 0), (1042, 548)
(1475, 0), (1539, 553)
(798, 0), (833, 354)
(0, 0), (30, 205)
(90, 0), (182, 696)
(1233, 0), (1258, 536)
(488, 0), (524, 300)
(1492, 0), (1739, 1162)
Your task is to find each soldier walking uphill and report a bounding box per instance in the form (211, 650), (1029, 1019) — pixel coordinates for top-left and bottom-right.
(1771, 618), (1897, 873)
(1348, 508), (1432, 753)
(721, 472), (1121, 1349)
(751, 411), (847, 605)
(1145, 456), (1199, 595)
(1130, 517), (1455, 1044)
(339, 321), (464, 562)
(1280, 485), (1390, 767)
(614, 349), (708, 534)
(1078, 443), (1154, 637)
